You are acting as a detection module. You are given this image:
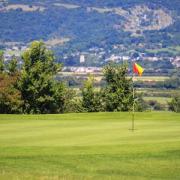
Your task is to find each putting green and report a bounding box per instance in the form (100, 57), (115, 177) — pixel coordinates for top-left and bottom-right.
(0, 112), (180, 179)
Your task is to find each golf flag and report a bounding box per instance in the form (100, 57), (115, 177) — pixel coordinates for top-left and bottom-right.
(133, 63), (144, 76)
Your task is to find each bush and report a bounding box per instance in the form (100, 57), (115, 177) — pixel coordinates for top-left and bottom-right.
(135, 95), (149, 112)
(169, 95), (180, 113)
(147, 100), (164, 111)
(81, 75), (104, 112)
(65, 98), (86, 113)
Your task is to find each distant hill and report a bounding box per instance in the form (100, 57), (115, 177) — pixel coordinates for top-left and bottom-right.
(0, 0), (180, 67)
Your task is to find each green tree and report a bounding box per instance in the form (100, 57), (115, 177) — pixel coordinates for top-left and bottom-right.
(0, 73), (23, 114)
(0, 51), (4, 73)
(135, 94), (149, 112)
(82, 75), (103, 112)
(169, 95), (180, 113)
(102, 63), (133, 112)
(7, 56), (18, 75)
(0, 53), (23, 113)
(17, 41), (70, 114)
(65, 97), (85, 113)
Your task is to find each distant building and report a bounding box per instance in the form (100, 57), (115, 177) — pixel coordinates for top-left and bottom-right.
(108, 55), (121, 62)
(105, 54), (130, 63)
(3, 45), (27, 62)
(80, 54), (85, 63)
(172, 56), (180, 67)
(122, 56), (129, 61)
(63, 67), (102, 73)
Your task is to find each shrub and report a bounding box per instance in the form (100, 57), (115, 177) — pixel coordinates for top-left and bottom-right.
(169, 95), (180, 113)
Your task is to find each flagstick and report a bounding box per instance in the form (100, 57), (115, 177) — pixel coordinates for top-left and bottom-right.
(132, 72), (135, 131)
(131, 62), (144, 131)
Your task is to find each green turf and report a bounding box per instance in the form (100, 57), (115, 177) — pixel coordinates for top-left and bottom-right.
(0, 112), (180, 180)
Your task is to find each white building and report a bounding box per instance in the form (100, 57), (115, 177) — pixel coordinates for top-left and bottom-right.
(122, 56), (130, 61)
(80, 54), (85, 63)
(172, 56), (180, 67)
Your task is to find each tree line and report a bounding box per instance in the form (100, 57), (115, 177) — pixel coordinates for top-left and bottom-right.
(0, 41), (179, 114)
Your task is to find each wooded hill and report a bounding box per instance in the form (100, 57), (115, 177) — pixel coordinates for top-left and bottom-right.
(0, 0), (180, 66)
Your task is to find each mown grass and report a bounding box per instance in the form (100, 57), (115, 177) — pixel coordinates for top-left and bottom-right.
(0, 112), (180, 180)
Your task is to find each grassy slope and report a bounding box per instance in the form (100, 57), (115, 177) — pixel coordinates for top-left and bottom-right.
(0, 112), (180, 180)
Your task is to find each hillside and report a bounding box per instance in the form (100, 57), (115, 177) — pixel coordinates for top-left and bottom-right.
(0, 0), (180, 68)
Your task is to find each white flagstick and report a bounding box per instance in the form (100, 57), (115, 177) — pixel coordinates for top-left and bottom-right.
(132, 71), (135, 131)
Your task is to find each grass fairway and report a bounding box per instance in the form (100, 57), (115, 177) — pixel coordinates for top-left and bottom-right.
(0, 112), (180, 180)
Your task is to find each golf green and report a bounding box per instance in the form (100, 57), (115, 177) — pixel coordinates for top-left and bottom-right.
(0, 112), (180, 179)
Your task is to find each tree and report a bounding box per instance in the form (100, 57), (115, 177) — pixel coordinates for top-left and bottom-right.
(147, 100), (164, 111)
(102, 63), (133, 112)
(82, 75), (103, 112)
(17, 41), (70, 114)
(135, 94), (149, 112)
(169, 95), (180, 113)
(0, 51), (4, 73)
(0, 53), (23, 113)
(7, 56), (18, 75)
(0, 73), (23, 114)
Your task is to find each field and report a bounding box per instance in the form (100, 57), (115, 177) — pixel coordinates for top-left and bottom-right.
(146, 46), (180, 56)
(0, 112), (180, 179)
(60, 72), (169, 82)
(143, 96), (171, 106)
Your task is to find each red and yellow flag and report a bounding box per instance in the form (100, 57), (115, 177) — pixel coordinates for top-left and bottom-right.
(133, 63), (144, 76)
